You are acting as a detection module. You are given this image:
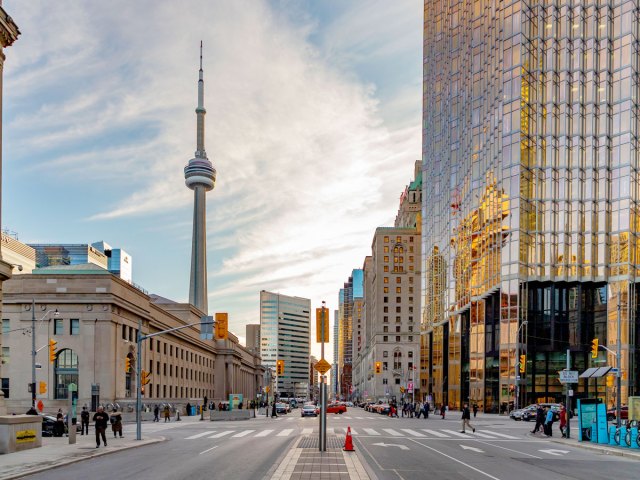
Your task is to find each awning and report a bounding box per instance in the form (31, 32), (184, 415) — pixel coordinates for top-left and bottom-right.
(579, 366), (612, 378)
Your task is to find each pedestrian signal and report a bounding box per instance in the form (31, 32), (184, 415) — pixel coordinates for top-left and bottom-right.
(48, 339), (57, 363)
(591, 338), (599, 358)
(141, 370), (151, 385)
(374, 361), (382, 374)
(519, 354), (526, 373)
(125, 357), (132, 373)
(215, 312), (228, 340)
(276, 359), (285, 376)
(39, 381), (47, 394)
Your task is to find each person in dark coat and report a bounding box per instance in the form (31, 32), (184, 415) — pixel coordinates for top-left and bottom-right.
(423, 402), (430, 419)
(80, 406), (90, 435)
(271, 401), (278, 418)
(473, 404), (479, 418)
(110, 408), (123, 438)
(531, 405), (545, 434)
(54, 412), (65, 437)
(93, 406), (109, 448)
(186, 402), (192, 416)
(153, 404), (160, 422)
(461, 403), (475, 433)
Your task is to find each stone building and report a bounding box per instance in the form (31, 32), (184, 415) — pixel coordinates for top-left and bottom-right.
(1, 267), (264, 412)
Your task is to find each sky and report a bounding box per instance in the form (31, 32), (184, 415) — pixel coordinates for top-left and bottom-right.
(2, 0), (423, 360)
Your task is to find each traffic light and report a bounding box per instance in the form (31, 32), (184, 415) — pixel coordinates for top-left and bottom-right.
(48, 339), (57, 363)
(375, 361), (382, 374)
(215, 312), (228, 340)
(316, 307), (329, 343)
(265, 386), (270, 393)
(400, 386), (405, 393)
(591, 338), (599, 358)
(606, 375), (615, 387)
(519, 354), (526, 374)
(39, 381), (47, 394)
(141, 370), (151, 385)
(125, 357), (132, 373)
(276, 359), (285, 376)
(141, 385), (145, 395)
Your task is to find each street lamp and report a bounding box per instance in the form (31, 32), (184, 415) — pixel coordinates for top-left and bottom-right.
(31, 299), (59, 408)
(513, 320), (528, 411)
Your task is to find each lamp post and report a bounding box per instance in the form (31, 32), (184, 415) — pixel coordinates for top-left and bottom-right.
(31, 299), (59, 408)
(616, 294), (622, 428)
(513, 320), (528, 411)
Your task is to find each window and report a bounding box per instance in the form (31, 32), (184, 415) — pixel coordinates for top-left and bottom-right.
(383, 316), (389, 323)
(383, 326), (388, 332)
(396, 236), (401, 243)
(396, 316), (401, 323)
(408, 351), (413, 358)
(384, 277), (389, 284)
(383, 287), (389, 293)
(122, 324), (126, 340)
(383, 362), (388, 370)
(157, 341), (160, 353)
(396, 297), (401, 303)
(396, 277), (401, 284)
(54, 349), (78, 399)
(383, 336), (388, 342)
(384, 296), (388, 303)
(170, 345), (173, 356)
(2, 319), (9, 334)
(396, 326), (401, 332)
(409, 326), (413, 332)
(70, 319), (79, 335)
(164, 344), (167, 355)
(408, 336), (413, 341)
(384, 307), (388, 313)
(382, 378), (388, 385)
(1, 378), (8, 398)
(396, 306), (401, 313)
(384, 246), (389, 253)
(396, 287), (401, 293)
(383, 351), (388, 357)
(396, 336), (401, 342)
(384, 265), (389, 272)
(384, 256), (389, 262)
(54, 319), (63, 335)
(1, 347), (9, 365)
(384, 236), (389, 243)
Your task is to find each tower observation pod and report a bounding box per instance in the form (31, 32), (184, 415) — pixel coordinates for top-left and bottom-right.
(185, 41), (216, 313)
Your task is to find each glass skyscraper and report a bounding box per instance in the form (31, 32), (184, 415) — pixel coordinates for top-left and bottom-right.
(422, 1), (640, 413)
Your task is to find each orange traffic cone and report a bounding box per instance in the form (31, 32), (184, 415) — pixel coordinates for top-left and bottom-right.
(343, 426), (355, 452)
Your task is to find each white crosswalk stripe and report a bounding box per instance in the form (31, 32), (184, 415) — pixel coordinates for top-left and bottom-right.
(277, 429), (293, 437)
(362, 428), (380, 436)
(356, 417), (364, 420)
(343, 416), (352, 419)
(401, 429), (426, 438)
(366, 417), (376, 420)
(208, 431), (235, 439)
(422, 429), (449, 438)
(185, 431), (215, 440)
(472, 431), (498, 439)
(382, 428), (403, 436)
(343, 428), (358, 435)
(442, 430), (472, 438)
(481, 430), (519, 439)
(254, 429), (273, 437)
(232, 430), (255, 438)
(302, 428), (313, 435)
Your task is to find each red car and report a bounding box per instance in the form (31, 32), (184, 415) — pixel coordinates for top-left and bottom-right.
(326, 403), (347, 414)
(607, 406), (628, 421)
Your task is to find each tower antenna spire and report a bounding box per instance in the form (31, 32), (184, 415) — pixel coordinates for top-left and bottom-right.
(200, 40), (203, 71)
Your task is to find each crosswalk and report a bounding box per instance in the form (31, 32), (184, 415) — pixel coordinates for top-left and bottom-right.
(183, 427), (520, 441)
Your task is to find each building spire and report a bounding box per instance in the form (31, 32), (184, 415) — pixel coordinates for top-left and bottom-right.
(196, 40), (206, 158)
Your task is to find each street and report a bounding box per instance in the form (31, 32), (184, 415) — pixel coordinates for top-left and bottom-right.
(20, 408), (640, 480)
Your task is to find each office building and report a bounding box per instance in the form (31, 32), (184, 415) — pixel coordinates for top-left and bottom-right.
(92, 241), (132, 283)
(259, 290), (311, 399)
(422, 1), (640, 412)
(245, 324), (260, 355)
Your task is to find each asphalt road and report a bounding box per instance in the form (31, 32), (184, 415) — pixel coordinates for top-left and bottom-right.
(21, 409), (640, 480)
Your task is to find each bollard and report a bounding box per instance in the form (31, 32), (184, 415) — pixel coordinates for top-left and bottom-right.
(176, 411), (181, 422)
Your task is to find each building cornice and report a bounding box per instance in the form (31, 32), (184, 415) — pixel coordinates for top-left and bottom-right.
(0, 6), (19, 48)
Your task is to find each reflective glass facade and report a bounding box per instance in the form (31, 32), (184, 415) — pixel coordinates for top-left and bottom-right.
(422, 0), (640, 412)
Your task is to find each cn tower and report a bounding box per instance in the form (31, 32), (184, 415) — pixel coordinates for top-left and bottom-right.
(185, 42), (216, 313)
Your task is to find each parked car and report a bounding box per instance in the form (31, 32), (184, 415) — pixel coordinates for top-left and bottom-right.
(326, 403), (347, 414)
(521, 403), (566, 422)
(510, 404), (537, 421)
(607, 406), (629, 421)
(301, 404), (318, 417)
(275, 403), (288, 414)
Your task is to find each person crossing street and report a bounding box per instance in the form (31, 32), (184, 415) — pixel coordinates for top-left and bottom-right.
(460, 403), (475, 433)
(93, 406), (109, 448)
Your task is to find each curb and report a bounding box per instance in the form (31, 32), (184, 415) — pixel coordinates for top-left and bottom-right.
(548, 437), (640, 460)
(0, 436), (166, 480)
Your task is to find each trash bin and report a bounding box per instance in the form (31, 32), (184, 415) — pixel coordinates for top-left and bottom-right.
(190, 406), (196, 416)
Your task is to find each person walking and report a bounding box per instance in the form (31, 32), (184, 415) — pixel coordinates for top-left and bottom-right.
(111, 408), (123, 438)
(424, 401), (430, 419)
(54, 411), (65, 437)
(271, 401), (278, 418)
(473, 403), (479, 418)
(544, 406), (554, 437)
(80, 406), (90, 435)
(559, 404), (567, 438)
(163, 405), (171, 422)
(153, 404), (160, 422)
(440, 404), (446, 419)
(415, 402), (422, 419)
(186, 402), (192, 416)
(461, 403), (475, 433)
(93, 406), (109, 448)
(531, 405), (545, 434)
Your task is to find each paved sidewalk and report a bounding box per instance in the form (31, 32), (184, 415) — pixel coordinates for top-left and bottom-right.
(546, 432), (640, 460)
(0, 432), (164, 480)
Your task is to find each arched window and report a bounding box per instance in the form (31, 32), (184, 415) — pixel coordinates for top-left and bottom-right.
(55, 348), (78, 399)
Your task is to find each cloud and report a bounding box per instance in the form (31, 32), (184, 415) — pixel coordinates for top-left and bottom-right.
(4, 0), (421, 356)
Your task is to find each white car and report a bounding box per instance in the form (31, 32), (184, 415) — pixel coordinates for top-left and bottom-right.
(301, 405), (318, 417)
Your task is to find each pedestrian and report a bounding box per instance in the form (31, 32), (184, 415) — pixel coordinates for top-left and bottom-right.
(93, 406), (109, 448)
(461, 403), (475, 433)
(408, 402), (414, 418)
(110, 408), (123, 438)
(153, 404), (160, 422)
(81, 405), (90, 435)
(163, 405), (171, 422)
(415, 402), (422, 419)
(531, 405), (544, 434)
(544, 407), (554, 437)
(473, 403), (479, 418)
(401, 403), (406, 417)
(559, 404), (567, 438)
(186, 402), (192, 416)
(204, 396), (208, 409)
(423, 401), (430, 419)
(54, 411), (65, 437)
(218, 402), (223, 411)
(271, 401), (278, 418)
(440, 404), (446, 419)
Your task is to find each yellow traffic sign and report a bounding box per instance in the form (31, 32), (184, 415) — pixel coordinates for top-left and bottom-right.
(314, 359), (332, 375)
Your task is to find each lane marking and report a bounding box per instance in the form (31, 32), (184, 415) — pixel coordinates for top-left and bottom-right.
(199, 445), (219, 455)
(366, 417), (375, 420)
(254, 429), (273, 437)
(185, 431), (215, 440)
(472, 431), (499, 439)
(232, 430), (255, 438)
(481, 430), (519, 439)
(277, 429), (294, 437)
(208, 430), (234, 439)
(356, 417), (364, 419)
(302, 428), (313, 435)
(382, 428), (403, 436)
(443, 429), (472, 438)
(422, 429), (449, 438)
(475, 440), (542, 459)
(401, 429), (426, 438)
(363, 428), (380, 436)
(407, 439), (502, 480)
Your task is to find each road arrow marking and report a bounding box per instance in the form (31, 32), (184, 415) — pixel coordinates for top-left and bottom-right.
(460, 445), (485, 453)
(372, 442), (409, 450)
(539, 449), (569, 456)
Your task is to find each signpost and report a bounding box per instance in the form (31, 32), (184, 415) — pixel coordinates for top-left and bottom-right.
(67, 383), (77, 445)
(315, 302), (330, 452)
(560, 350), (574, 438)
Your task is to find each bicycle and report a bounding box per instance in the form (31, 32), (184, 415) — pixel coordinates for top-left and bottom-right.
(624, 420), (639, 448)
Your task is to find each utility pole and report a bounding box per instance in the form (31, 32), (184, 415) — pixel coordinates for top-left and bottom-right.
(31, 299), (36, 408)
(565, 348), (571, 439)
(319, 301), (327, 452)
(616, 295), (622, 428)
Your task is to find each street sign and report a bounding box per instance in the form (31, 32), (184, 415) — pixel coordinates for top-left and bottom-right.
(568, 389), (574, 397)
(314, 359), (331, 375)
(559, 370), (579, 384)
(316, 307), (329, 343)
